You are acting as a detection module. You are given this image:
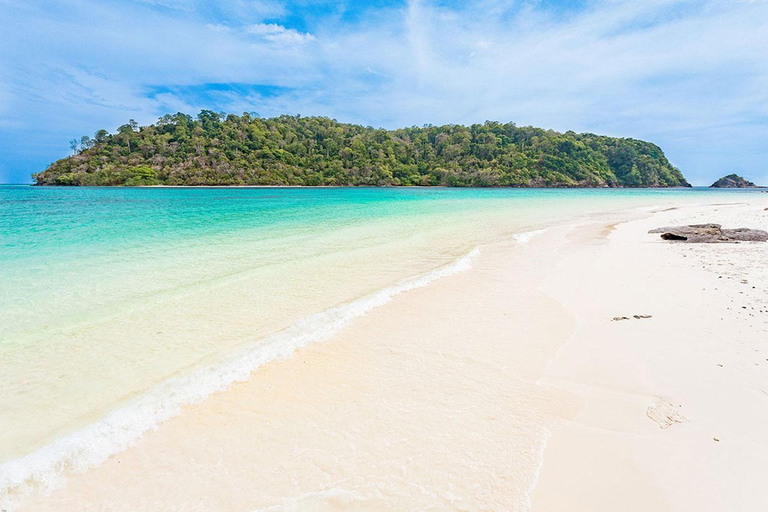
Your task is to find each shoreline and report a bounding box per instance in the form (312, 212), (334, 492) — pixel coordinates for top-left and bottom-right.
(24, 183), (728, 191)
(0, 247), (485, 504)
(6, 217), (588, 510)
(13, 181), (768, 190)
(5, 195), (767, 510)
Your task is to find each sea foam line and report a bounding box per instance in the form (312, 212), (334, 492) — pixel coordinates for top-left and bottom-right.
(0, 247), (480, 507)
(512, 229), (547, 244)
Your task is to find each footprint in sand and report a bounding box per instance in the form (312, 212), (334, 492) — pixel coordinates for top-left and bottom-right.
(647, 398), (687, 429)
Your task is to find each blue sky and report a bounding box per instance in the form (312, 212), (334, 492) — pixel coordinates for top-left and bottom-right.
(1, 0), (766, 185)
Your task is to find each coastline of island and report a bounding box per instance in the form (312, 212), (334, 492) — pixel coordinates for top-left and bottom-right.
(32, 113), (690, 189)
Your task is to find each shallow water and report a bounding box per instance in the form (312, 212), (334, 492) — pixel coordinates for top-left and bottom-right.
(0, 185), (753, 500)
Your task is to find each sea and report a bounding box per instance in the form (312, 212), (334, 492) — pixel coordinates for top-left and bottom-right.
(0, 185), (755, 505)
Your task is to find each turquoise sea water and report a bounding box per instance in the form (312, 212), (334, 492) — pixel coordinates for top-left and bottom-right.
(0, 185), (756, 497)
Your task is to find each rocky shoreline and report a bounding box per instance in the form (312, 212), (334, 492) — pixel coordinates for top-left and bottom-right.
(649, 223), (768, 243)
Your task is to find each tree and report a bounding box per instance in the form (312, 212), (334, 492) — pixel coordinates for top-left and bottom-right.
(94, 129), (109, 143)
(128, 119), (139, 132)
(69, 138), (79, 155)
(118, 124), (134, 152)
(34, 114), (690, 187)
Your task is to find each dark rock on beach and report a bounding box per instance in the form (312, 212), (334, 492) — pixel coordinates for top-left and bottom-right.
(649, 224), (768, 243)
(710, 174), (758, 188)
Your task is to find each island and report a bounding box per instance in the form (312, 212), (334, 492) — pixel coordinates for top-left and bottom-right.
(710, 174), (758, 188)
(34, 112), (690, 188)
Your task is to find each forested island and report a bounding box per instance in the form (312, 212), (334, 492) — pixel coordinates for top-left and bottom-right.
(34, 112), (690, 187)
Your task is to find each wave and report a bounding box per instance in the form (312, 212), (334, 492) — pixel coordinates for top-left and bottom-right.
(523, 427), (553, 512)
(0, 248), (481, 508)
(512, 229), (546, 244)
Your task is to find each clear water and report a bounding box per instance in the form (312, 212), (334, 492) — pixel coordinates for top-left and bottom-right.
(0, 185), (753, 491)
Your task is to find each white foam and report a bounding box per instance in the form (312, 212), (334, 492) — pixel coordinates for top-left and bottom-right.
(0, 248), (480, 507)
(254, 484), (367, 511)
(523, 427), (553, 511)
(512, 229), (546, 244)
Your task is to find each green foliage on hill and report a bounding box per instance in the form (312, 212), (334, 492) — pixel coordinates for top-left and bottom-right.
(34, 112), (689, 187)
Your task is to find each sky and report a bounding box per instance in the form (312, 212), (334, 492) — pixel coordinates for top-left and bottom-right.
(0, 0), (767, 185)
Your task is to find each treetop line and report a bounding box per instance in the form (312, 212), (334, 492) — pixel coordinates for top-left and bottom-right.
(39, 111), (690, 188)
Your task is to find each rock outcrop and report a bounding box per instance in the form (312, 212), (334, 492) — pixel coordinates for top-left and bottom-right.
(710, 174), (757, 188)
(649, 224), (768, 243)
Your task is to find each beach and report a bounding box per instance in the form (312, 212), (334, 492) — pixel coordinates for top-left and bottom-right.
(2, 188), (767, 510)
(4, 0), (767, 506)
(533, 198), (768, 511)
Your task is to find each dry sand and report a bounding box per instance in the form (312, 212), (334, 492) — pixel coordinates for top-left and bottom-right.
(532, 198), (768, 511)
(15, 196), (768, 511)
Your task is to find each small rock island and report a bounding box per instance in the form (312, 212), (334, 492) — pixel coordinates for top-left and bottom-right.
(710, 174), (757, 188)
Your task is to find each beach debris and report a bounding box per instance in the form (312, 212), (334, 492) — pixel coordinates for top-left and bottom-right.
(713, 437), (720, 442)
(612, 316), (630, 321)
(661, 232), (688, 240)
(612, 315), (652, 321)
(633, 314), (652, 319)
(649, 224), (768, 243)
(647, 398), (687, 429)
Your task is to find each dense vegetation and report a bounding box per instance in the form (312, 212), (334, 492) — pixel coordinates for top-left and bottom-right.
(34, 112), (689, 187)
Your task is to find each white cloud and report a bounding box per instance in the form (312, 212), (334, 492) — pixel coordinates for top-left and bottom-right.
(244, 23), (316, 44)
(1, 0), (767, 184)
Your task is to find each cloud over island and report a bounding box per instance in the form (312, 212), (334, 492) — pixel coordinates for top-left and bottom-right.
(1, 0), (767, 184)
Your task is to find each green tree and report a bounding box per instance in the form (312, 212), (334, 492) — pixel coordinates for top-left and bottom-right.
(35, 113), (689, 188)
(94, 129), (109, 143)
(117, 124), (134, 152)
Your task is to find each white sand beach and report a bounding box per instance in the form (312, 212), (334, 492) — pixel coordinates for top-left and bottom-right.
(5, 0), (767, 507)
(532, 198), (768, 511)
(14, 196), (768, 511)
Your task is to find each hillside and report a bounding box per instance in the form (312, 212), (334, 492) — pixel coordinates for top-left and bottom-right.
(33, 112), (690, 187)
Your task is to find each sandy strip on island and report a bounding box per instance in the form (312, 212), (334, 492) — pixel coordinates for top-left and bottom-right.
(15, 196), (768, 511)
(531, 198), (768, 511)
